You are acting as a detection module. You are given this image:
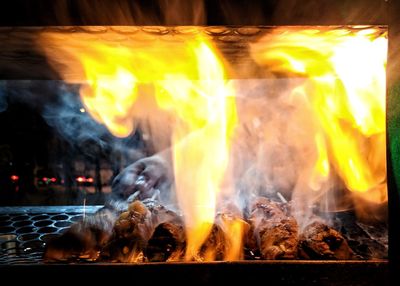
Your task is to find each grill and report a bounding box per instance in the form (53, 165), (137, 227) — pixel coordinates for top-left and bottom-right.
(0, 25), (283, 80)
(0, 206), (100, 264)
(0, 206), (389, 264)
(0, 207), (390, 285)
(0, 1), (399, 285)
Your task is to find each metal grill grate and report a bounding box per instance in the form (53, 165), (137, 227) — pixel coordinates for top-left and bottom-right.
(0, 206), (390, 286)
(0, 206), (101, 264)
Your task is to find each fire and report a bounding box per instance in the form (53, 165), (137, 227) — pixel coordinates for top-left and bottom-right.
(39, 31), (238, 260)
(251, 27), (387, 203)
(310, 133), (330, 191)
(38, 26), (388, 261)
(155, 40), (237, 260)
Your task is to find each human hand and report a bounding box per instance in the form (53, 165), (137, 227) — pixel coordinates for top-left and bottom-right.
(111, 155), (172, 201)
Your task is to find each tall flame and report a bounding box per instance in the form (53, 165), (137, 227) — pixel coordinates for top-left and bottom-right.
(40, 31), (237, 259)
(38, 26), (387, 260)
(251, 27), (387, 203)
(154, 40), (237, 260)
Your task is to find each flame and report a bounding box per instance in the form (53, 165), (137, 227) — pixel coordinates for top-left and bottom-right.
(39, 31), (237, 260)
(38, 26), (387, 260)
(310, 133), (330, 191)
(251, 27), (387, 203)
(80, 65), (138, 137)
(158, 42), (237, 260)
(219, 214), (246, 261)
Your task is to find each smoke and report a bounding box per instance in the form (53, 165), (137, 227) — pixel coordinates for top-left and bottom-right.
(40, 83), (149, 164)
(228, 78), (331, 228)
(35, 25), (388, 226)
(2, 80), (114, 154)
(0, 0), (389, 221)
(0, 79), (149, 206)
(42, 84), (109, 150)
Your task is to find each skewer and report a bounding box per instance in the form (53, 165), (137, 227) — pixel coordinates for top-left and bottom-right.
(277, 192), (287, 203)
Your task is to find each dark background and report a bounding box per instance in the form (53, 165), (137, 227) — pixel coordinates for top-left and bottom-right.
(0, 0), (391, 27)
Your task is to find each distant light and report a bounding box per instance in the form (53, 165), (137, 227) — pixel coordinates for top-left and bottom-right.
(42, 177), (48, 182)
(79, 108), (86, 113)
(86, 177), (94, 183)
(10, 175), (19, 181)
(50, 177), (57, 183)
(76, 176), (85, 183)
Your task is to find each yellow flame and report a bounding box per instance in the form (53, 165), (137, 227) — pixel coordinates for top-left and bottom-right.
(159, 42), (237, 260)
(251, 27), (387, 203)
(310, 133), (330, 191)
(221, 216), (246, 261)
(39, 31), (237, 259)
(80, 64), (138, 137)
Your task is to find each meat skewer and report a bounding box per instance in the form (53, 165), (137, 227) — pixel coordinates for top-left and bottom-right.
(145, 219), (186, 262)
(248, 197), (299, 260)
(101, 200), (153, 262)
(298, 220), (356, 260)
(43, 203), (120, 262)
(44, 196), (356, 262)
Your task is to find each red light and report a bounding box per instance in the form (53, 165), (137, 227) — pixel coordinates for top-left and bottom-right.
(86, 177), (94, 183)
(76, 176), (85, 183)
(42, 177), (48, 182)
(10, 175), (19, 181)
(50, 177), (57, 183)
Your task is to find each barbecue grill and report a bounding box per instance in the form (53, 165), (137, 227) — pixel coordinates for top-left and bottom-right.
(0, 1), (399, 285)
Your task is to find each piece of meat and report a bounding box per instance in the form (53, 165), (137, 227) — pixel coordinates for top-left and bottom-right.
(103, 200), (183, 262)
(299, 220), (355, 259)
(195, 205), (249, 261)
(248, 197), (299, 259)
(197, 223), (226, 261)
(43, 150), (176, 262)
(102, 200), (153, 262)
(43, 206), (118, 261)
(146, 219), (186, 262)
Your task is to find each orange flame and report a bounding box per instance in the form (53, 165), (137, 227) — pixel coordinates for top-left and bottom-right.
(310, 132), (330, 191)
(38, 26), (387, 259)
(219, 214), (247, 261)
(251, 27), (387, 203)
(159, 42), (238, 260)
(39, 31), (237, 260)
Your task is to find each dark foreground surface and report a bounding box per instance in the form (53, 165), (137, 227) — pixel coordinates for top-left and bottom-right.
(0, 260), (390, 285)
